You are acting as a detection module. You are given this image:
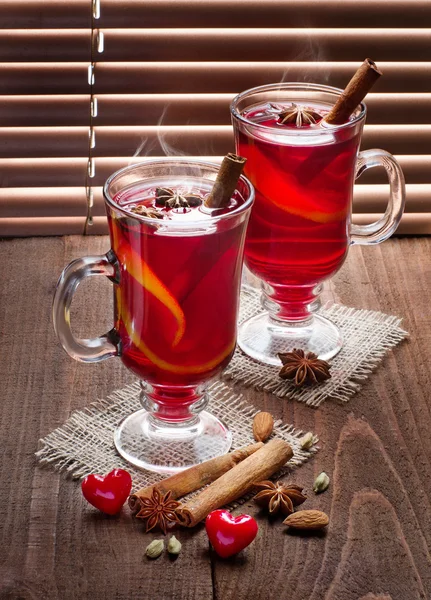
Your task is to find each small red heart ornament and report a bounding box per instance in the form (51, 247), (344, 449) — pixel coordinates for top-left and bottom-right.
(81, 468), (132, 515)
(205, 509), (258, 558)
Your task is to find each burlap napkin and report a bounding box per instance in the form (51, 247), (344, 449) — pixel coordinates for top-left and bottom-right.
(223, 288), (408, 407)
(36, 381), (317, 494)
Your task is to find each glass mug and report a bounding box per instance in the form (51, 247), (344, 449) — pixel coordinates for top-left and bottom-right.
(53, 159), (254, 473)
(231, 82), (405, 365)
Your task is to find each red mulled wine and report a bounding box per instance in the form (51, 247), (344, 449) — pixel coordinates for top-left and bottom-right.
(236, 100), (362, 319)
(107, 180), (247, 387)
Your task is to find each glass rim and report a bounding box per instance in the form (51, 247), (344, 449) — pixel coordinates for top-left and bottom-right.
(103, 158), (255, 227)
(230, 82), (367, 135)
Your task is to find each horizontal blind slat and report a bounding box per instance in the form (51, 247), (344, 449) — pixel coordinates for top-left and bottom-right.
(3, 213), (427, 238)
(82, 125), (430, 158)
(2, 124), (427, 159)
(91, 155), (431, 187)
(0, 92), (426, 127)
(98, 0), (431, 29)
(3, 184), (428, 219)
(0, 64), (89, 94)
(0, 0), (90, 28)
(0, 30), (91, 62)
(3, 0), (430, 29)
(0, 95), (90, 126)
(353, 184), (431, 213)
(6, 29), (429, 63)
(0, 217), (87, 236)
(0, 158), (88, 186)
(0, 127), (89, 157)
(94, 93), (431, 126)
(354, 213), (431, 235)
(0, 187), (88, 217)
(100, 29), (431, 63)
(1, 63), (427, 95)
(93, 62), (431, 94)
(1, 156), (428, 187)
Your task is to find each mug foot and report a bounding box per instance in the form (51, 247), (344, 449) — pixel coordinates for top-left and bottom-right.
(238, 312), (343, 366)
(114, 409), (232, 474)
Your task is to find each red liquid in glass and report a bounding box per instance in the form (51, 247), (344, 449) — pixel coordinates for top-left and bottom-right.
(236, 102), (362, 318)
(107, 183), (246, 392)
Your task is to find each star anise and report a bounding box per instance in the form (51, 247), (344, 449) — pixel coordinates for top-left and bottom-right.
(278, 348), (331, 388)
(253, 481), (307, 516)
(130, 205), (164, 219)
(155, 187), (202, 209)
(278, 103), (322, 127)
(135, 488), (181, 534)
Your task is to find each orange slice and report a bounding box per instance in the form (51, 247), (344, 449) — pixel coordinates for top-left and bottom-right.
(116, 241), (186, 347)
(246, 150), (348, 224)
(121, 301), (235, 375)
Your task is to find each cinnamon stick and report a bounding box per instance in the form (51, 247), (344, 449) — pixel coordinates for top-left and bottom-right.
(128, 442), (263, 513)
(204, 153), (247, 209)
(177, 438), (293, 527)
(325, 58), (382, 125)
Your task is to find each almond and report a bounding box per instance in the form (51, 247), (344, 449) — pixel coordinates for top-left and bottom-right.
(283, 509), (329, 530)
(252, 412), (274, 442)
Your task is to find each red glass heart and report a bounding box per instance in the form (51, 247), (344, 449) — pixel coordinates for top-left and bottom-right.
(205, 509), (258, 558)
(81, 468), (132, 515)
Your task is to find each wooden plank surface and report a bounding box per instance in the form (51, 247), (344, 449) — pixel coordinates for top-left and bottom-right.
(0, 235), (430, 600)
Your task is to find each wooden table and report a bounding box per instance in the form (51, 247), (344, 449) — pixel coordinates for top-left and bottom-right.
(1, 236), (430, 600)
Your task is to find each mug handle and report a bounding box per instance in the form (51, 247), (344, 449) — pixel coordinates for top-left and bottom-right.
(351, 149), (406, 245)
(52, 251), (120, 362)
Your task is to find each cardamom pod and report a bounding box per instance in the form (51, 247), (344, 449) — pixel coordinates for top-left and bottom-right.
(145, 539), (164, 559)
(313, 472), (330, 494)
(300, 432), (314, 450)
(167, 535), (182, 555)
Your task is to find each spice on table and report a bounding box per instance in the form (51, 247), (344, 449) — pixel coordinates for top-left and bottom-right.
(278, 103), (323, 127)
(313, 472), (330, 494)
(278, 349), (331, 388)
(300, 432), (315, 450)
(177, 439), (293, 527)
(252, 411), (274, 442)
(136, 488), (181, 534)
(283, 509), (329, 531)
(145, 539), (165, 559)
(128, 443), (263, 513)
(253, 481), (307, 516)
(167, 535), (182, 556)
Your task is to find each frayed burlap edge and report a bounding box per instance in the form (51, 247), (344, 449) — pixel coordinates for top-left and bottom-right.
(223, 294), (408, 407)
(36, 381), (318, 500)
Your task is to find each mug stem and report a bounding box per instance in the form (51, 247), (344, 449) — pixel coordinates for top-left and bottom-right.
(114, 381), (232, 474)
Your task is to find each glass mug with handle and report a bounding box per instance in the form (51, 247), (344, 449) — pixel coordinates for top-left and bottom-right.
(231, 82), (405, 365)
(53, 159), (254, 473)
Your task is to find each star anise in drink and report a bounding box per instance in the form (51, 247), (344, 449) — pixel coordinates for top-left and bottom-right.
(155, 187), (202, 209)
(277, 103), (322, 127)
(135, 488), (181, 534)
(130, 205), (164, 219)
(253, 481), (307, 516)
(278, 349), (331, 388)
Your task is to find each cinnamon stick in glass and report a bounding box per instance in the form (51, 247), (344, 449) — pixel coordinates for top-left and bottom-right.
(128, 442), (264, 513)
(177, 438), (293, 527)
(296, 59), (382, 185)
(204, 153), (247, 209)
(324, 58), (382, 125)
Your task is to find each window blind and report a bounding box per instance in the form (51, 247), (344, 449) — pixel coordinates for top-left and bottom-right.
(1, 0), (430, 236)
